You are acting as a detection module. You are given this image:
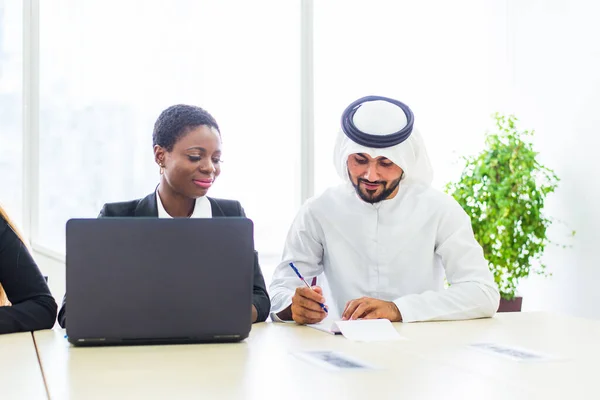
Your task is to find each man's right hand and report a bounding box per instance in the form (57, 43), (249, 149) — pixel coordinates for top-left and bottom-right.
(291, 286), (328, 324)
(278, 286), (328, 325)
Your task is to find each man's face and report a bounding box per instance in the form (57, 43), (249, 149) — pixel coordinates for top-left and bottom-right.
(347, 153), (404, 204)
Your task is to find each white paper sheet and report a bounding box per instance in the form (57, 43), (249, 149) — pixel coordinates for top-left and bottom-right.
(468, 342), (559, 362)
(307, 318), (405, 342)
(292, 350), (380, 371)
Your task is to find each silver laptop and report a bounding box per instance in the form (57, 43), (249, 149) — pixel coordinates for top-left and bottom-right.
(65, 218), (254, 346)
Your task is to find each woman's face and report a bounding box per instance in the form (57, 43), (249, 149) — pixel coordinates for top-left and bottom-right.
(154, 125), (222, 198)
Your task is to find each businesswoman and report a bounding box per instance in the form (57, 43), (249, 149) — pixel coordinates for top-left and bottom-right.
(0, 206), (58, 334)
(58, 104), (270, 327)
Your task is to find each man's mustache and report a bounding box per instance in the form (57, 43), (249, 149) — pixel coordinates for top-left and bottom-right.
(358, 178), (386, 186)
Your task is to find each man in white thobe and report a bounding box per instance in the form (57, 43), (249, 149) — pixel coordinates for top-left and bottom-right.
(270, 95), (500, 324)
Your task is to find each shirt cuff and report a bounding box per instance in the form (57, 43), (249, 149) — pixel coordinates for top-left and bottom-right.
(269, 298), (297, 324)
(270, 312), (285, 323)
(393, 297), (416, 323)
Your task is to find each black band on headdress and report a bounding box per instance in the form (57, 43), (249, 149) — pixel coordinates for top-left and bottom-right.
(341, 95), (414, 148)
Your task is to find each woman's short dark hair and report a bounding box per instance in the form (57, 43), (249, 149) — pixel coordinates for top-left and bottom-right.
(152, 104), (220, 151)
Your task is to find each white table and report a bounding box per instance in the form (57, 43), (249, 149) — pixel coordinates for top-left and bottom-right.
(387, 311), (600, 399)
(33, 312), (600, 400)
(1, 332), (47, 399)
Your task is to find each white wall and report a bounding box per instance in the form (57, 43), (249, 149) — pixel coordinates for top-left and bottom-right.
(34, 0), (600, 320)
(504, 0), (600, 319)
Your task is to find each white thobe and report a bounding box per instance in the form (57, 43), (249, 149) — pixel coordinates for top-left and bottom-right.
(269, 183), (500, 322)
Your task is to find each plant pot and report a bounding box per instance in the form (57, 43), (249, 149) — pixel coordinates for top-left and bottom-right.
(497, 296), (522, 312)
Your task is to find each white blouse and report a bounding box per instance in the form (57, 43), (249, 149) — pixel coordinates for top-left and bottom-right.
(156, 191), (212, 219)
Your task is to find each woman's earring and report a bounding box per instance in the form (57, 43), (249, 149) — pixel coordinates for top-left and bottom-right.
(159, 163), (165, 175)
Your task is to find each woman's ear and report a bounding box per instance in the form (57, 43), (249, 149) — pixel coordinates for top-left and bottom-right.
(154, 145), (165, 166)
(154, 145), (167, 175)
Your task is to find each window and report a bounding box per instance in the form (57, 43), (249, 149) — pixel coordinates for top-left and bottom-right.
(38, 0), (301, 270)
(313, 0), (506, 194)
(0, 0), (23, 227)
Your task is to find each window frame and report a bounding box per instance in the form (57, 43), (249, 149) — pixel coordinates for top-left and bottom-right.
(21, 0), (316, 263)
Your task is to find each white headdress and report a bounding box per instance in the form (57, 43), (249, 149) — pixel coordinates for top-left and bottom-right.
(333, 95), (433, 186)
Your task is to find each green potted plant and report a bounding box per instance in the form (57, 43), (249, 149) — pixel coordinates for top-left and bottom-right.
(445, 113), (572, 311)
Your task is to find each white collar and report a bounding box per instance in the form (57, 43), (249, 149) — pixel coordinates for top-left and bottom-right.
(156, 191), (212, 218)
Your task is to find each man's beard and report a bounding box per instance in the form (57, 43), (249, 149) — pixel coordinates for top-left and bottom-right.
(349, 172), (402, 204)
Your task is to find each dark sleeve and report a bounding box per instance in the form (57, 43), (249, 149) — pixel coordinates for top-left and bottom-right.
(238, 203), (271, 323)
(57, 294), (67, 328)
(251, 251), (270, 322)
(58, 205), (109, 328)
(0, 219), (58, 334)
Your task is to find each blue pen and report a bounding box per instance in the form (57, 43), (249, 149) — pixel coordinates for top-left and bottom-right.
(288, 262), (328, 313)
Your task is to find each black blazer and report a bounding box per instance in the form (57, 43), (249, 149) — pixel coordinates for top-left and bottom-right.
(57, 192), (271, 327)
(0, 217), (57, 334)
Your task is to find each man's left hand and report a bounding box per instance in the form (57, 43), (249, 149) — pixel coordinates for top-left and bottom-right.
(342, 297), (402, 322)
